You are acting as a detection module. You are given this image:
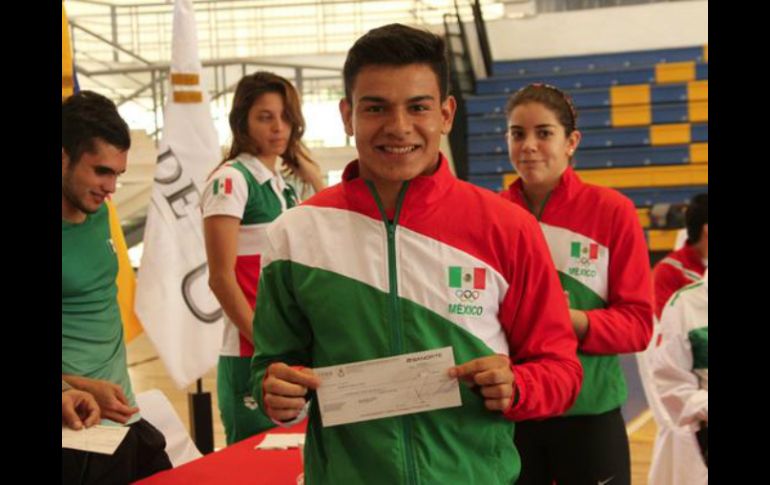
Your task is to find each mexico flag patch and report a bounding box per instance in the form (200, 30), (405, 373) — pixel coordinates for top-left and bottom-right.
(213, 177), (233, 196)
(448, 266), (486, 290)
(571, 241), (599, 260)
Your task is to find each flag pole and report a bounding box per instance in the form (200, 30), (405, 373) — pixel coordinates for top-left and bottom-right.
(188, 377), (214, 454)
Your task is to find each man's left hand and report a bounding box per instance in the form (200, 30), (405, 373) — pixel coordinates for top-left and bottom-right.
(448, 355), (515, 411)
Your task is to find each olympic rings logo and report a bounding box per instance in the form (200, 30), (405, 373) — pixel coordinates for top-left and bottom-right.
(578, 257), (593, 266)
(455, 289), (480, 302)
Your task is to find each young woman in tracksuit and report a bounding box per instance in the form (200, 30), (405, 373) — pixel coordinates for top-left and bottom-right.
(501, 84), (654, 484)
(201, 71), (324, 445)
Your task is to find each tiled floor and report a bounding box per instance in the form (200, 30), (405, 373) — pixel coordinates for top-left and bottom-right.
(126, 332), (656, 483)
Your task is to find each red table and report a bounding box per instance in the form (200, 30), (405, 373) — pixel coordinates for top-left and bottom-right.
(134, 422), (307, 485)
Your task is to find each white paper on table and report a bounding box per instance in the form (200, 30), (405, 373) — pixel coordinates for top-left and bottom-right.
(254, 433), (306, 450)
(62, 425), (130, 455)
(314, 346), (462, 428)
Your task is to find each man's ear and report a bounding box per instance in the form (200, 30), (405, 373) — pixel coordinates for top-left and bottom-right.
(62, 148), (71, 175)
(339, 98), (354, 137)
(440, 96), (457, 135)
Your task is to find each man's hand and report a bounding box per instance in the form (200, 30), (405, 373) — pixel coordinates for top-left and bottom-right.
(263, 363), (320, 421)
(448, 355), (515, 411)
(62, 389), (101, 430)
(63, 376), (139, 424)
(569, 309), (589, 340)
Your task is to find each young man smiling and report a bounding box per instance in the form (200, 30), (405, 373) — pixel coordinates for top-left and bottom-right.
(250, 24), (582, 484)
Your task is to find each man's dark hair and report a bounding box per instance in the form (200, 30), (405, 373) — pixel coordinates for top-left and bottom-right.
(686, 193), (708, 244)
(62, 90), (131, 164)
(343, 23), (449, 103)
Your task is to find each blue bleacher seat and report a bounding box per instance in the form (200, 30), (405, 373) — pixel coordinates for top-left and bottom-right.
(464, 45), (707, 211)
(465, 82), (697, 116)
(493, 46), (704, 77)
(466, 145), (694, 176)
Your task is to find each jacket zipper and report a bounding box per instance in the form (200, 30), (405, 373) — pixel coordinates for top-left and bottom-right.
(366, 180), (418, 485)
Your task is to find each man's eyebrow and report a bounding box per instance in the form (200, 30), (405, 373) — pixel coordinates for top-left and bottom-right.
(358, 96), (387, 103)
(407, 95), (435, 103)
(357, 95), (436, 103)
(95, 165), (125, 175)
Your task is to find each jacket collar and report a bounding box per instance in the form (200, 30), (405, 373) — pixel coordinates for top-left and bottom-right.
(680, 243), (706, 267)
(233, 152), (286, 188)
(341, 152), (455, 219)
(507, 165), (580, 215)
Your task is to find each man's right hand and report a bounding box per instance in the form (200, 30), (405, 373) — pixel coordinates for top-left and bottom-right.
(263, 363), (320, 421)
(63, 376), (139, 424)
(62, 389), (101, 430)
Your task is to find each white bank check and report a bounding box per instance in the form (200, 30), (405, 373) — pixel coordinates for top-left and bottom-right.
(314, 346), (462, 427)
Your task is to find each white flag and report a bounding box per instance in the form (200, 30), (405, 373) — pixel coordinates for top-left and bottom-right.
(135, 0), (223, 389)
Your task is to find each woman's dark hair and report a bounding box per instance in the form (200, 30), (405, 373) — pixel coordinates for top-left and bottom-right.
(686, 193), (708, 244)
(505, 83), (578, 135)
(213, 71), (315, 177)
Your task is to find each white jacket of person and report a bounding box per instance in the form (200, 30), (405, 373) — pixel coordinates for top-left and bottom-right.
(648, 269), (708, 484)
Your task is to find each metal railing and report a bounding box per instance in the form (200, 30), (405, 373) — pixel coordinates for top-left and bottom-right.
(530, 0), (692, 13)
(75, 57), (343, 144)
(67, 0), (683, 146)
(444, 8), (475, 181)
(68, 0), (500, 65)
(67, 0), (504, 146)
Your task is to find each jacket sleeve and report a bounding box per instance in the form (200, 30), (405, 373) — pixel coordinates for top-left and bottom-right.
(651, 298), (708, 427)
(653, 260), (684, 320)
(250, 227), (314, 421)
(502, 215), (583, 421)
(580, 197), (653, 354)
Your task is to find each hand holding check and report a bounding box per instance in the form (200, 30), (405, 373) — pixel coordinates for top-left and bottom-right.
(263, 363), (320, 422)
(448, 355), (515, 411)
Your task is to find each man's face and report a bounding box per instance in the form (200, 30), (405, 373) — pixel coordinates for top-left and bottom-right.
(339, 64), (456, 186)
(62, 138), (127, 219)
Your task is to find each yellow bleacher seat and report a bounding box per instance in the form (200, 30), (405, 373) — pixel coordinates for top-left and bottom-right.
(637, 207), (651, 228)
(650, 124), (691, 146)
(648, 229), (680, 251)
(576, 165), (707, 188)
(688, 100), (708, 123)
(655, 62), (696, 84)
(612, 104), (652, 127)
(687, 80), (708, 101)
(610, 85), (651, 106)
(689, 143), (708, 164)
(502, 164), (707, 190)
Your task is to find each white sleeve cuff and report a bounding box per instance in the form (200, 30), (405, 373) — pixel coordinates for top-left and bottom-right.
(271, 400), (311, 428)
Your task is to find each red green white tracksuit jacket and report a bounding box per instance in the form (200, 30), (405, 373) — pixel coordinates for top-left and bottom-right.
(502, 166), (653, 416)
(251, 155), (582, 484)
(652, 243), (706, 320)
